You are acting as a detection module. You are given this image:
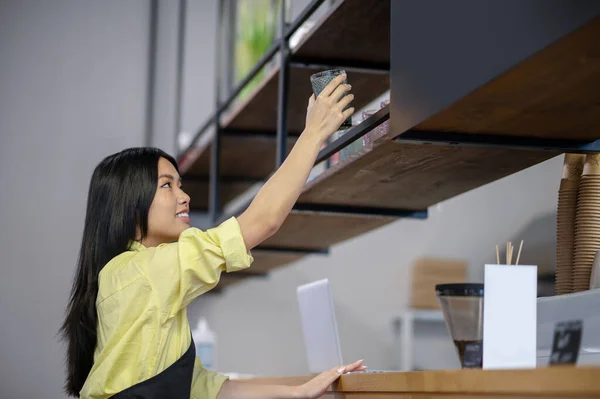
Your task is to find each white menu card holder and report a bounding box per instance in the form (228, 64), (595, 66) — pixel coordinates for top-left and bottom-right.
(483, 264), (538, 369)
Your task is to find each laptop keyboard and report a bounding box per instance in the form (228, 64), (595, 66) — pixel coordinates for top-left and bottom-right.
(346, 369), (394, 374)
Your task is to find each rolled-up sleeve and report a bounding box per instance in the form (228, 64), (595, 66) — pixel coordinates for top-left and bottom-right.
(205, 217), (254, 273)
(141, 217), (253, 317)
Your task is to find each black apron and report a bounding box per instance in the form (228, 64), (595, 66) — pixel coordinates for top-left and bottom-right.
(110, 338), (196, 399)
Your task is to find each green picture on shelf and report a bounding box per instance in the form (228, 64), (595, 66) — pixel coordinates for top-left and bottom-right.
(234, 0), (281, 100)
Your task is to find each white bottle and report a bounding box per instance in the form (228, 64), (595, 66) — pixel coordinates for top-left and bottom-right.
(192, 317), (217, 370)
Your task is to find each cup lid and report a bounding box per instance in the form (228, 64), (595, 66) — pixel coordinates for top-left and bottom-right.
(435, 283), (484, 297)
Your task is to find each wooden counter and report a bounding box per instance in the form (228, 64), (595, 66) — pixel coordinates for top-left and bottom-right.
(243, 366), (600, 398)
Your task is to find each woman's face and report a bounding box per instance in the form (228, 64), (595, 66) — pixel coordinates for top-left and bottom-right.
(142, 157), (191, 247)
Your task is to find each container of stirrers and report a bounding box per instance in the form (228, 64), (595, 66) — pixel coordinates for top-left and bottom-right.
(483, 240), (537, 369)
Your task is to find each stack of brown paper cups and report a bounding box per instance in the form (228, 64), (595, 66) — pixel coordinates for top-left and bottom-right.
(556, 154), (585, 294)
(573, 154), (600, 292)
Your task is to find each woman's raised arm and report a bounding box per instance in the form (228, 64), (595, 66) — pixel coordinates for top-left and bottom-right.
(237, 73), (354, 250)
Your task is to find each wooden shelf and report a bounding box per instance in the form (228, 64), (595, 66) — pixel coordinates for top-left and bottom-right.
(292, 0), (390, 67)
(413, 16), (600, 141)
(298, 121), (561, 211)
(260, 209), (396, 250)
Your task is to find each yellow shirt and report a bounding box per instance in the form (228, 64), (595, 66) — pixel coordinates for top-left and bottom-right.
(80, 217), (253, 399)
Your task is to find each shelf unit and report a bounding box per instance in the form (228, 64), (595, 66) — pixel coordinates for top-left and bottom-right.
(179, 0), (391, 207)
(178, 0), (600, 291)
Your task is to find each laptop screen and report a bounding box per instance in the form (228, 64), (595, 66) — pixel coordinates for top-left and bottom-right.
(296, 279), (344, 373)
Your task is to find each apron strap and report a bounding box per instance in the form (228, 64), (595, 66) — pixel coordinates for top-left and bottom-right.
(110, 337), (196, 399)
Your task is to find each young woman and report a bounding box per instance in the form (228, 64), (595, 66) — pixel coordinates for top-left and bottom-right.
(61, 74), (367, 399)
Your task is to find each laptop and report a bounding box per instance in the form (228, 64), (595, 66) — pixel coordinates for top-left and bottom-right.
(296, 278), (392, 374)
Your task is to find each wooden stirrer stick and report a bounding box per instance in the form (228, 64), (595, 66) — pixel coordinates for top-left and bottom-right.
(496, 245), (500, 265)
(516, 240), (524, 265)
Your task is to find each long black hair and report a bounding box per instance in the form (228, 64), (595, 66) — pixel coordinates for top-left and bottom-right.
(60, 147), (179, 397)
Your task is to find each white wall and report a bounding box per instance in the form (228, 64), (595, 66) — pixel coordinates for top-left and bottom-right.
(180, 0), (217, 139)
(191, 154), (562, 376)
(0, 1), (150, 397)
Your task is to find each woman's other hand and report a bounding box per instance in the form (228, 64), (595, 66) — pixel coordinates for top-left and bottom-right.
(294, 359), (367, 399)
(303, 74), (354, 146)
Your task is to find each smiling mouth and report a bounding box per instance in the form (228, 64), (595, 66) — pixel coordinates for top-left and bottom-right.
(176, 212), (189, 218)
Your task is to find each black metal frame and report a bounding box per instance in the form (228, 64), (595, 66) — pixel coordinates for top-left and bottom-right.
(289, 57), (390, 75)
(174, 0), (187, 154)
(316, 104), (389, 164)
(394, 130), (600, 154)
(275, 0), (290, 168)
(145, 0), (159, 147)
(292, 203), (428, 219)
(209, 0), (225, 224)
